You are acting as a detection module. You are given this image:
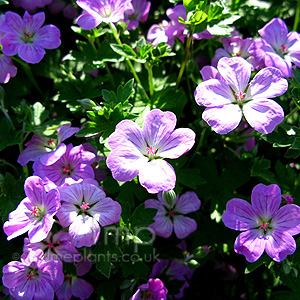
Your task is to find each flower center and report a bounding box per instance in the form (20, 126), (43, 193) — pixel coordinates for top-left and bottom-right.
(236, 91), (246, 101)
(62, 164), (73, 175)
(26, 268), (38, 280)
(30, 206), (40, 217)
(22, 31), (34, 43)
(80, 202), (90, 211)
(99, 5), (113, 17)
(145, 145), (157, 160)
(280, 44), (288, 53)
(46, 240), (55, 250)
(169, 210), (175, 217)
(258, 218), (270, 232)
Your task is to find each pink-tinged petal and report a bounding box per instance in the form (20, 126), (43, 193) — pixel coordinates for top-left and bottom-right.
(36, 25), (61, 49)
(234, 230), (266, 262)
(251, 184), (281, 219)
(143, 109), (177, 148)
(243, 99), (284, 134)
(158, 128), (195, 159)
(56, 203), (79, 227)
(173, 215), (197, 239)
(272, 204), (300, 235)
(247, 67), (288, 99)
(258, 18), (288, 49)
(71, 278), (94, 300)
(88, 197), (121, 226)
(265, 230), (296, 262)
(82, 182), (106, 205)
(264, 52), (292, 78)
(55, 280), (72, 300)
(211, 48), (231, 67)
(217, 57), (251, 93)
(24, 176), (46, 206)
(107, 146), (147, 182)
(2, 261), (26, 288)
(59, 183), (84, 205)
(76, 12), (101, 30)
(28, 215), (54, 243)
(57, 124), (80, 142)
(174, 191), (201, 214)
(40, 143), (66, 166)
(1, 33), (21, 56)
(202, 104), (242, 134)
(139, 159), (176, 194)
(10, 279), (36, 300)
(200, 65), (223, 81)
(17, 43), (46, 64)
(71, 165), (95, 183)
(149, 214), (173, 238)
(194, 79), (235, 107)
(69, 215), (100, 248)
(108, 119), (146, 151)
(222, 198), (257, 231)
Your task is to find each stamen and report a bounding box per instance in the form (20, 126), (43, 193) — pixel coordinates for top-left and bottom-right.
(46, 240), (55, 249)
(30, 206), (40, 217)
(280, 44), (288, 52)
(169, 210), (175, 217)
(236, 91), (246, 100)
(146, 145), (157, 155)
(80, 202), (90, 211)
(258, 219), (270, 231)
(62, 164), (72, 175)
(27, 270), (35, 280)
(47, 139), (55, 145)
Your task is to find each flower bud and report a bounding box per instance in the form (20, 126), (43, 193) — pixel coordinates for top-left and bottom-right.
(188, 259), (200, 269)
(193, 246), (210, 260)
(162, 190), (177, 207)
(79, 98), (96, 110)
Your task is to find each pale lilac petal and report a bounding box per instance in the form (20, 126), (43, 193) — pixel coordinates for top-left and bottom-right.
(222, 198), (257, 231)
(57, 124), (80, 142)
(23, 11), (45, 31)
(45, 188), (61, 215)
(71, 278), (94, 300)
(265, 230), (296, 262)
(76, 12), (101, 30)
(194, 79), (235, 107)
(17, 43), (46, 64)
(2, 261), (26, 288)
(28, 215), (54, 243)
(175, 192), (201, 214)
(247, 67), (288, 99)
(10, 279), (36, 300)
(0, 11), (24, 33)
(211, 48), (230, 67)
(202, 104), (242, 134)
(264, 52), (292, 78)
(56, 203), (80, 227)
(149, 214), (173, 238)
(243, 99), (284, 134)
(234, 230), (266, 262)
(0, 54), (17, 83)
(217, 57), (251, 93)
(40, 143), (66, 166)
(30, 277), (55, 300)
(200, 65), (222, 81)
(82, 182), (106, 205)
(36, 25), (61, 49)
(158, 128), (195, 159)
(59, 183), (84, 205)
(17, 145), (48, 166)
(88, 197), (121, 226)
(139, 159), (176, 194)
(251, 184), (281, 219)
(24, 176), (46, 206)
(173, 215), (197, 239)
(69, 214), (100, 248)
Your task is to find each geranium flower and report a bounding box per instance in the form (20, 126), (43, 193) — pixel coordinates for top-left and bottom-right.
(124, 0), (151, 30)
(130, 278), (168, 300)
(106, 109), (195, 194)
(2, 249), (64, 300)
(32, 144), (96, 191)
(76, 0), (133, 30)
(0, 11), (61, 64)
(145, 191), (201, 238)
(56, 181), (121, 248)
(0, 54), (17, 83)
(17, 124), (79, 166)
(3, 176), (60, 243)
(194, 56), (288, 134)
(222, 183), (300, 262)
(249, 18), (300, 78)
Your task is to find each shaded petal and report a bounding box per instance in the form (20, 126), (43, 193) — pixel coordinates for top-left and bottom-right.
(40, 143), (66, 166)
(222, 198), (257, 231)
(71, 278), (94, 300)
(30, 277), (55, 300)
(200, 65), (223, 80)
(24, 176), (46, 206)
(55, 280), (72, 300)
(1, 33), (22, 56)
(56, 203), (79, 227)
(57, 124), (80, 143)
(264, 52), (292, 78)
(139, 159), (176, 194)
(265, 230), (296, 262)
(82, 182), (106, 205)
(175, 191), (201, 214)
(173, 215), (197, 239)
(202, 104), (242, 134)
(2, 261), (26, 288)
(17, 43), (46, 64)
(17, 145), (47, 166)
(76, 12), (101, 30)
(234, 230), (266, 262)
(211, 48), (230, 67)
(247, 67), (288, 99)
(10, 279), (35, 300)
(28, 215), (54, 243)
(149, 214), (173, 238)
(35, 24), (61, 49)
(251, 184), (281, 219)
(194, 79), (234, 107)
(145, 199), (161, 210)
(59, 183), (83, 205)
(217, 56), (251, 93)
(243, 99), (284, 134)
(158, 128), (195, 159)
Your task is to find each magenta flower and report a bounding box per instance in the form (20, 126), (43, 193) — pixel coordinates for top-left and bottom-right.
(145, 191), (200, 238)
(12, 0), (53, 12)
(55, 275), (94, 300)
(32, 144), (96, 191)
(194, 56), (288, 134)
(249, 18), (300, 78)
(3, 176), (60, 243)
(130, 278), (168, 300)
(56, 181), (121, 248)
(17, 124), (79, 166)
(2, 249), (64, 300)
(0, 54), (17, 83)
(76, 0), (133, 30)
(0, 11), (61, 64)
(106, 109), (195, 194)
(123, 0), (151, 30)
(222, 183), (300, 262)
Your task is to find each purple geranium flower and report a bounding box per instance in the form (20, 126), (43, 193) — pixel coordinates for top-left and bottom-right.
(2, 249), (64, 300)
(222, 183), (300, 262)
(106, 109), (195, 194)
(17, 123), (79, 166)
(55, 275), (94, 300)
(124, 0), (151, 30)
(130, 278), (168, 300)
(0, 11), (61, 64)
(56, 181), (121, 247)
(76, 0), (133, 30)
(11, 0), (53, 12)
(0, 54), (17, 83)
(194, 56), (288, 134)
(3, 176), (60, 243)
(145, 191), (200, 238)
(249, 18), (300, 78)
(32, 143), (96, 191)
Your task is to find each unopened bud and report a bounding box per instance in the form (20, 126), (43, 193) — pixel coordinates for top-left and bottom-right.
(79, 98), (96, 110)
(162, 190), (177, 208)
(188, 259), (200, 269)
(193, 246), (210, 260)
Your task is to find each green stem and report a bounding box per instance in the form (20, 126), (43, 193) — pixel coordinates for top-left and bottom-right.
(104, 62), (116, 88)
(147, 63), (154, 98)
(175, 25), (195, 90)
(284, 106), (299, 122)
(293, 0), (300, 31)
(186, 128), (206, 167)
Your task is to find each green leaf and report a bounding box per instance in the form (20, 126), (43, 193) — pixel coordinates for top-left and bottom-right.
(177, 168), (206, 188)
(33, 119), (71, 137)
(129, 203), (157, 227)
(75, 122), (100, 138)
(251, 157), (277, 184)
(0, 0), (9, 5)
(117, 79), (135, 103)
(32, 102), (49, 126)
(110, 44), (146, 63)
(244, 253), (272, 274)
(0, 118), (22, 151)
